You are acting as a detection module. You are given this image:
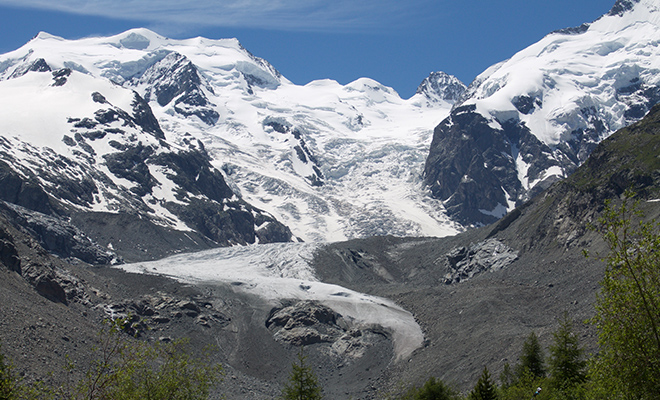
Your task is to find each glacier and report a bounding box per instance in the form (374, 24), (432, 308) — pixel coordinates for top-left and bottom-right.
(119, 242), (425, 360)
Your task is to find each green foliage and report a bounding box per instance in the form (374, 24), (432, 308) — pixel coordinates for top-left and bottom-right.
(589, 195), (660, 399)
(56, 317), (222, 400)
(0, 342), (49, 400)
(499, 331), (546, 396)
(547, 313), (586, 398)
(400, 377), (458, 400)
(498, 363), (516, 390)
(281, 347), (322, 400)
(516, 332), (546, 380)
(469, 367), (498, 400)
(498, 368), (545, 400)
(0, 342), (17, 400)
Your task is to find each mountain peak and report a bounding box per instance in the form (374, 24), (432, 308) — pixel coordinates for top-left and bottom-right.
(609, 0), (639, 16)
(32, 31), (64, 42)
(416, 71), (466, 104)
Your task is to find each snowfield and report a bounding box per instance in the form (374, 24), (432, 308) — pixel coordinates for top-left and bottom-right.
(465, 0), (660, 147)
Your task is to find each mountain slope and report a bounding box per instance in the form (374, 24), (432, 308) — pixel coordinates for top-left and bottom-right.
(424, 0), (660, 226)
(0, 55), (293, 262)
(0, 29), (466, 249)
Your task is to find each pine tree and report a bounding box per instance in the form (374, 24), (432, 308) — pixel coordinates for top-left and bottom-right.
(516, 331), (545, 380)
(415, 377), (457, 400)
(281, 347), (322, 400)
(498, 362), (516, 389)
(469, 366), (498, 400)
(548, 313), (586, 392)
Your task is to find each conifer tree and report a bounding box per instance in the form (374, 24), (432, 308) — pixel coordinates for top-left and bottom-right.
(516, 331), (545, 380)
(469, 366), (497, 400)
(281, 347), (322, 400)
(498, 362), (514, 390)
(413, 377), (457, 400)
(548, 313), (586, 392)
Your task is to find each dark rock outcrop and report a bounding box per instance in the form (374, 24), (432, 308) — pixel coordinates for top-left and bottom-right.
(266, 300), (387, 361)
(8, 58), (51, 79)
(422, 94), (643, 226)
(138, 52), (219, 125)
(0, 225), (20, 273)
(423, 105), (563, 226)
(51, 68), (72, 86)
(0, 160), (54, 215)
(0, 202), (118, 265)
(443, 238), (519, 284)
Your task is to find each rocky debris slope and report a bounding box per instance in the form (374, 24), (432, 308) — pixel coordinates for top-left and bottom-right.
(0, 212), (279, 399)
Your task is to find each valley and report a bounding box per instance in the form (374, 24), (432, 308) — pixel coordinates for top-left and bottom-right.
(1, 0), (659, 398)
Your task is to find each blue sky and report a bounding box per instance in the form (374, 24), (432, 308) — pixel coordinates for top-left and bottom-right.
(0, 0), (615, 98)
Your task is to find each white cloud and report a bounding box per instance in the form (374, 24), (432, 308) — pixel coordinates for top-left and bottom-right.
(0, 0), (428, 32)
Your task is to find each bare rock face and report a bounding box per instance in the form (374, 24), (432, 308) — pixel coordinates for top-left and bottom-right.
(0, 225), (20, 273)
(138, 52), (219, 125)
(0, 202), (118, 265)
(443, 238), (519, 284)
(423, 105), (566, 226)
(266, 300), (388, 360)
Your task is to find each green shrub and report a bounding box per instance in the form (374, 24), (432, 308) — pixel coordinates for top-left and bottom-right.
(55, 317), (223, 400)
(588, 194), (660, 399)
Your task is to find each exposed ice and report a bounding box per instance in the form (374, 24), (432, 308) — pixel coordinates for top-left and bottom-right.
(119, 243), (424, 361)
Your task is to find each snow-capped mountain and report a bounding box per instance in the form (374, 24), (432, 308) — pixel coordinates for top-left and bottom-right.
(424, 0), (660, 225)
(0, 28), (466, 250)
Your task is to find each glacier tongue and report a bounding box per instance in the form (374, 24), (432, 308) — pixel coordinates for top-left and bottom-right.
(119, 242), (424, 361)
